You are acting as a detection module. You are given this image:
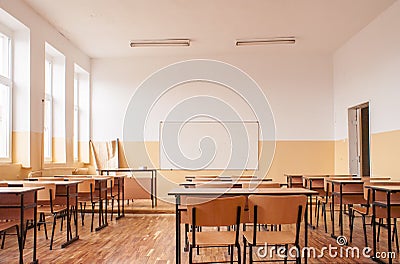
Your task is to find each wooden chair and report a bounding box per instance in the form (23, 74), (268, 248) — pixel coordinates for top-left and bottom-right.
(0, 184), (21, 251)
(106, 177), (116, 221)
(187, 196), (246, 264)
(348, 180), (395, 247)
(242, 182), (281, 190)
(23, 182), (68, 250)
(316, 176), (355, 232)
(243, 195), (307, 264)
(358, 181), (400, 251)
(69, 178), (100, 232)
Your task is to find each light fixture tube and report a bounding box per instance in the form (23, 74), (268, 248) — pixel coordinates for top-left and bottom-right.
(130, 39), (190, 47)
(235, 37), (296, 46)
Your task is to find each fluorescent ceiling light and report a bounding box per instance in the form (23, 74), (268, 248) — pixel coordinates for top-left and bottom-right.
(235, 37), (296, 46)
(130, 39), (190, 47)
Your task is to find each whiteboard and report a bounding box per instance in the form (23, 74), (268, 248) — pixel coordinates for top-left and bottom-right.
(159, 121), (259, 170)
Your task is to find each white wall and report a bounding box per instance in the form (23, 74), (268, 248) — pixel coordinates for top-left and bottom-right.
(92, 51), (334, 142)
(334, 1), (400, 139)
(0, 0), (91, 167)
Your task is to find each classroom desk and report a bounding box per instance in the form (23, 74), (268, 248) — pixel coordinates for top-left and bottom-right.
(325, 179), (365, 241)
(179, 181), (242, 188)
(7, 180), (81, 248)
(91, 177), (109, 231)
(0, 187), (43, 264)
(111, 175), (126, 219)
(366, 185), (400, 264)
(285, 174), (304, 188)
(303, 175), (329, 228)
(54, 174), (126, 220)
(179, 180), (280, 188)
(168, 187), (318, 264)
(98, 168), (157, 208)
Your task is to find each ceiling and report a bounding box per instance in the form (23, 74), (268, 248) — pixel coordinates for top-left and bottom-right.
(23, 0), (396, 59)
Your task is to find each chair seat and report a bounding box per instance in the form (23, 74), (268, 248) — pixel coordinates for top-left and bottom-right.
(352, 205), (370, 216)
(37, 205), (67, 214)
(243, 230), (296, 245)
(0, 220), (18, 232)
(188, 231), (237, 246)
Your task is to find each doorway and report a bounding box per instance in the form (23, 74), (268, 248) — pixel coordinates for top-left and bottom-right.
(348, 103), (370, 176)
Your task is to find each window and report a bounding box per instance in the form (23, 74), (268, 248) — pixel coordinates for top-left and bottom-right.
(0, 30), (12, 160)
(44, 57), (53, 161)
(73, 74), (79, 161)
(74, 64), (90, 163)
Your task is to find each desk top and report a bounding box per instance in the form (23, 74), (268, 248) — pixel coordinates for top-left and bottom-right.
(169, 187), (318, 196)
(303, 175), (329, 180)
(365, 185), (400, 192)
(325, 179), (363, 184)
(98, 168), (157, 172)
(284, 174), (303, 178)
(0, 186), (44, 194)
(6, 180), (82, 186)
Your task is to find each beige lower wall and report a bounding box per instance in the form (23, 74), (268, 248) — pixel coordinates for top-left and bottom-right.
(52, 137), (66, 163)
(122, 140), (335, 199)
(12, 131), (30, 167)
(334, 129), (400, 180)
(334, 138), (349, 174)
(370, 130), (400, 179)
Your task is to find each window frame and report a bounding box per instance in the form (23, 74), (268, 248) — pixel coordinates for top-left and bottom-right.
(44, 55), (54, 162)
(0, 25), (13, 162)
(73, 73), (79, 161)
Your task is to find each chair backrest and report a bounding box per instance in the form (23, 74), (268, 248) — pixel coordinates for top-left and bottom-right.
(243, 182), (281, 189)
(187, 196), (246, 227)
(23, 182), (56, 202)
(248, 195), (307, 225)
(194, 182), (235, 189)
(37, 177), (66, 181)
(324, 177), (354, 194)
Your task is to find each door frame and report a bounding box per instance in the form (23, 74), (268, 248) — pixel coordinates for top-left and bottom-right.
(348, 102), (370, 176)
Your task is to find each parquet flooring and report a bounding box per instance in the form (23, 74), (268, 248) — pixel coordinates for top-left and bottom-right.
(1, 202), (399, 263)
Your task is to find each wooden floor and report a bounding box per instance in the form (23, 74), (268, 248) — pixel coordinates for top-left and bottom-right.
(1, 202), (399, 263)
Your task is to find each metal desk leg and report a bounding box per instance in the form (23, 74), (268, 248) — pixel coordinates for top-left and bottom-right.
(176, 195), (181, 264)
(304, 194), (309, 264)
(372, 189), (378, 260)
(19, 194), (24, 264)
(309, 180), (314, 228)
(331, 183), (336, 238)
(340, 184), (344, 236)
(387, 191), (392, 264)
(62, 185), (79, 248)
(33, 192), (38, 263)
(154, 170), (157, 207)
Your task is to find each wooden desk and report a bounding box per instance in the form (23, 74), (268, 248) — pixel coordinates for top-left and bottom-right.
(54, 174), (126, 220)
(366, 185), (400, 264)
(325, 179), (365, 240)
(0, 186), (43, 264)
(98, 168), (157, 208)
(303, 175), (329, 228)
(285, 174), (304, 188)
(168, 187), (317, 264)
(91, 177), (110, 231)
(8, 180), (81, 248)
